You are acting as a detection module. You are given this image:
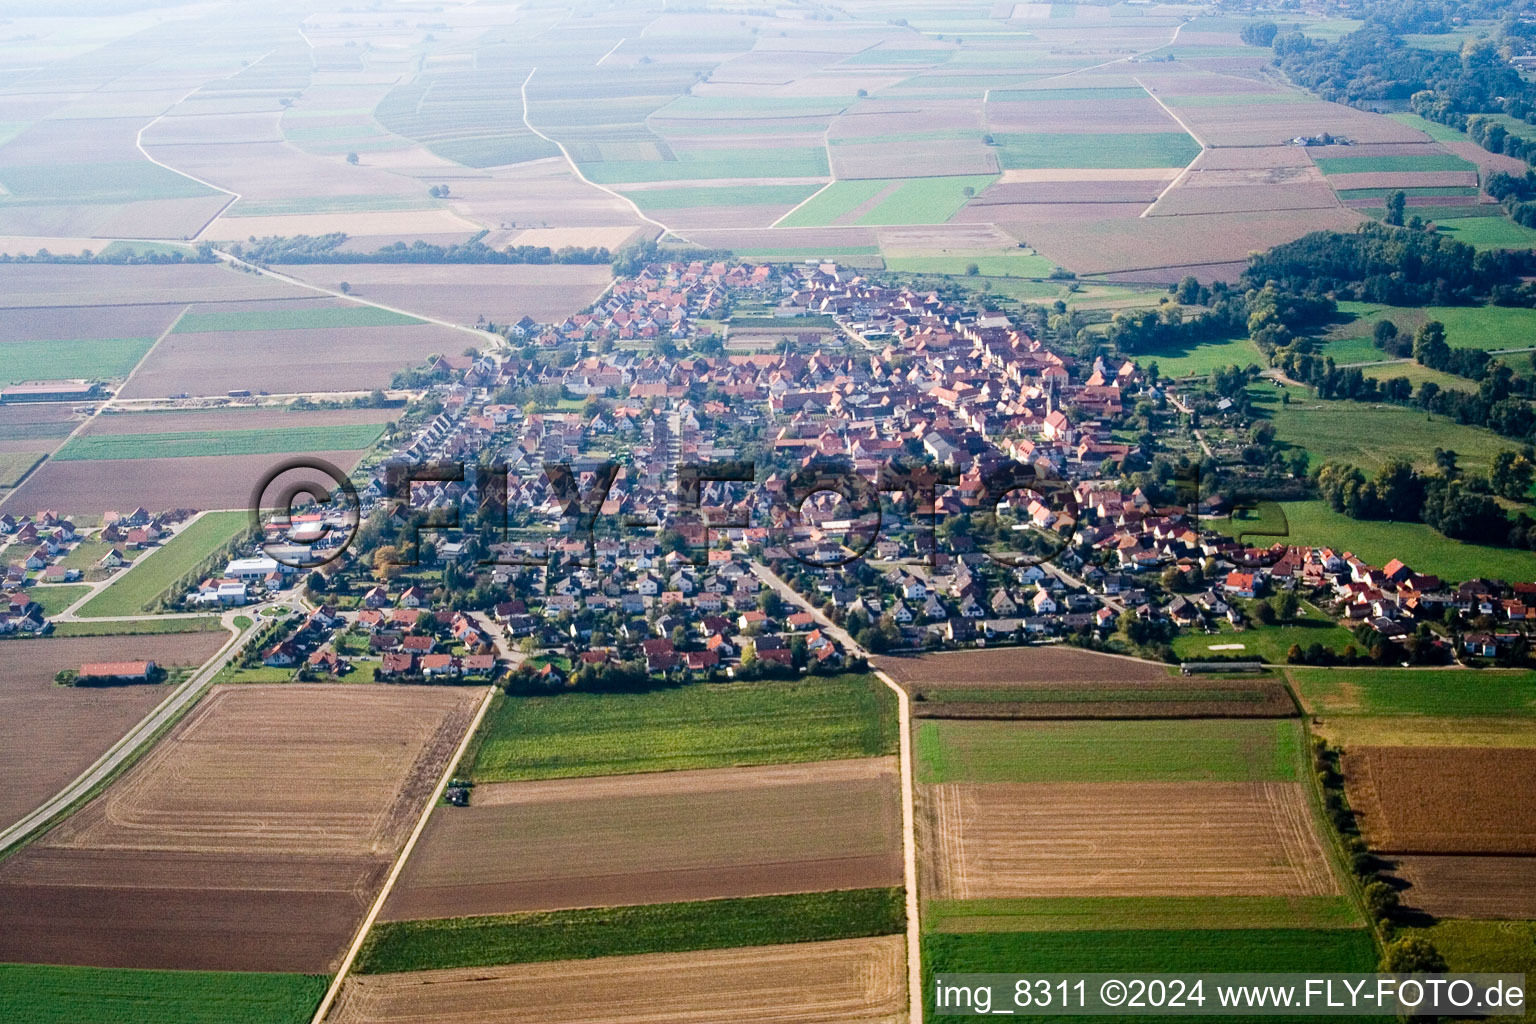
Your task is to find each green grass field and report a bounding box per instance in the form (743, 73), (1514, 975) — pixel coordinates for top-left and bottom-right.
(914, 718), (1302, 784)
(1335, 185), (1481, 200)
(0, 449), (41, 487)
(991, 132), (1200, 169)
(924, 896), (1362, 934)
(27, 584), (90, 616)
(0, 337), (156, 385)
(1331, 301), (1536, 353)
(925, 929), (1384, 1023)
(48, 617), (227, 637)
(1399, 920), (1536, 1022)
(1170, 597), (1358, 664)
(54, 423), (385, 461)
(355, 888), (904, 974)
(1386, 112), (1471, 143)
(1135, 333), (1266, 378)
(0, 161), (216, 204)
(1257, 384), (1513, 471)
(1313, 153), (1475, 175)
(1216, 499), (1533, 582)
(0, 964), (326, 1024)
(622, 184), (822, 210)
(777, 179), (889, 227)
(883, 249), (1056, 277)
(1360, 359), (1475, 392)
(579, 148), (830, 184)
(857, 175), (999, 225)
(1317, 333), (1391, 365)
(1433, 215), (1536, 250)
(76, 511), (249, 618)
(171, 307), (422, 333)
(466, 674), (897, 782)
(1289, 667), (1536, 717)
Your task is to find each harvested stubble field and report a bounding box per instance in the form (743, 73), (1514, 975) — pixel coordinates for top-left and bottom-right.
(0, 632), (228, 832)
(1342, 746), (1536, 855)
(334, 936), (906, 1024)
(1394, 856), (1536, 919)
(921, 781), (1338, 901)
(0, 684), (480, 972)
(382, 758), (902, 921)
(874, 646), (1168, 687)
(910, 678), (1296, 720)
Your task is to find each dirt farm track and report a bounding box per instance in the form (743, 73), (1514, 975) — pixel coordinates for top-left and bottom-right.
(331, 936), (907, 1024)
(0, 684), (480, 971)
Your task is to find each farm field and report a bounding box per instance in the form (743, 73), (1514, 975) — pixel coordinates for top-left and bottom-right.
(1342, 746), (1536, 854)
(924, 929), (1382, 1023)
(0, 336), (155, 386)
(335, 936), (905, 1024)
(54, 423), (385, 462)
(0, 964), (327, 1024)
(381, 759), (902, 920)
(3, 452), (370, 519)
(170, 305), (422, 333)
(1398, 921), (1536, 1010)
(114, 319), (467, 399)
(909, 677), (1296, 720)
(915, 718), (1303, 784)
(779, 175), (997, 228)
(924, 895), (1361, 934)
(0, 684), (481, 972)
(987, 133), (1200, 170)
(1395, 857), (1536, 919)
(921, 780), (1337, 900)
(1434, 215), (1536, 250)
(269, 264), (616, 327)
(873, 645), (1168, 687)
(0, 632), (227, 832)
(464, 675), (897, 782)
(358, 888), (905, 974)
(1288, 667), (1536, 718)
(0, 265), (310, 308)
(74, 512), (249, 617)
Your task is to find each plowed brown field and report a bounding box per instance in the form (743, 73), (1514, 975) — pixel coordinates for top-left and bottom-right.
(0, 632), (228, 831)
(921, 781), (1337, 899)
(0, 684), (480, 971)
(875, 647), (1169, 687)
(382, 758), (902, 920)
(1394, 855), (1536, 919)
(1342, 746), (1536, 854)
(330, 936), (907, 1024)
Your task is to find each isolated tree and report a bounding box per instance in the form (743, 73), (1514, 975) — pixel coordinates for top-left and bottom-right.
(1380, 936), (1445, 974)
(965, 262), (980, 276)
(961, 185), (975, 198)
(1385, 189), (1407, 226)
(1363, 881), (1399, 921)
(339, 281), (351, 295)
(346, 151), (359, 165)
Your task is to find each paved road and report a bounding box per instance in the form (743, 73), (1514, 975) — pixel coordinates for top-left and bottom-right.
(749, 562), (923, 1024)
(0, 609), (255, 855)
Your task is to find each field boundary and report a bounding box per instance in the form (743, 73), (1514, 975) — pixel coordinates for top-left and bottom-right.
(308, 683), (498, 1024)
(875, 668), (923, 1024)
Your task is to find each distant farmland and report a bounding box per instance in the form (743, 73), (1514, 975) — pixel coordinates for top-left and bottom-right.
(171, 305), (423, 332)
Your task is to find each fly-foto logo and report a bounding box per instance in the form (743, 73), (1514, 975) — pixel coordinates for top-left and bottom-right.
(251, 456), (1204, 571)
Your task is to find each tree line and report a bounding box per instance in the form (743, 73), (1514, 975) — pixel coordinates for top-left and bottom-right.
(228, 231), (611, 265)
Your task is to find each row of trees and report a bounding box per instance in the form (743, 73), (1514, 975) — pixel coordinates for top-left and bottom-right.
(230, 231), (611, 265)
(1316, 454), (1533, 545)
